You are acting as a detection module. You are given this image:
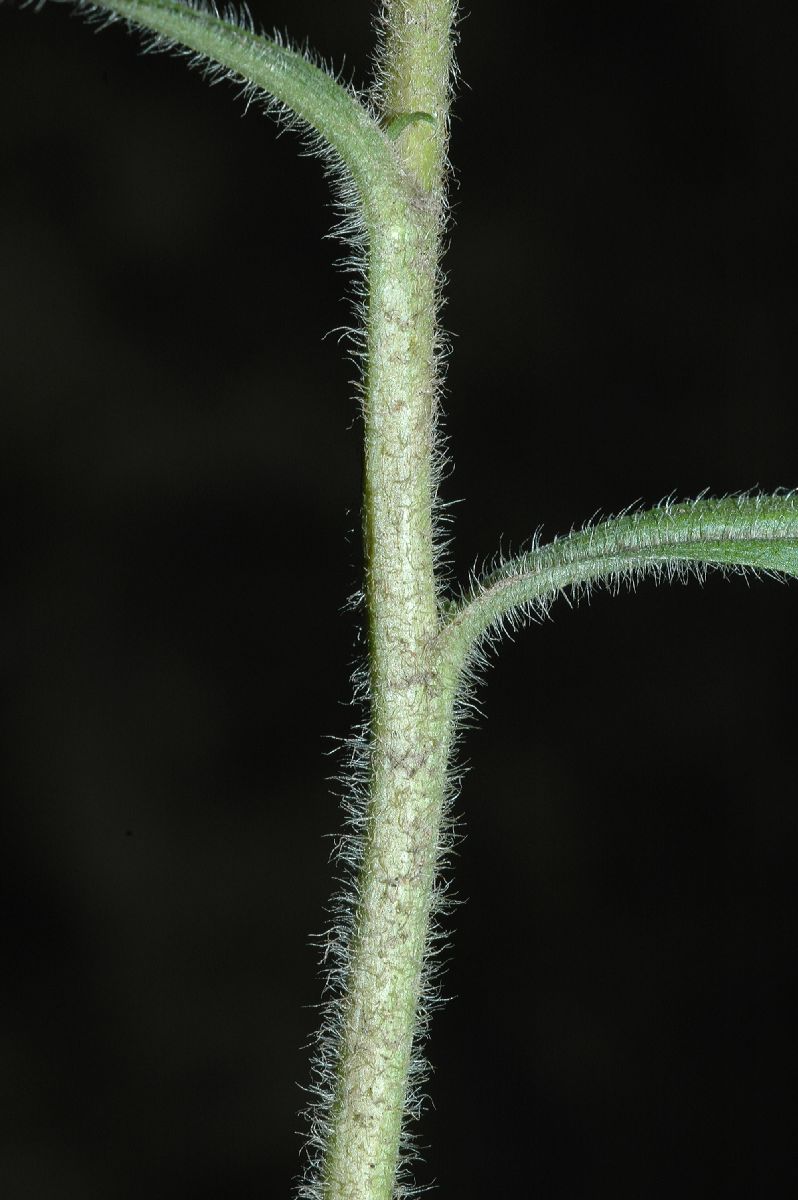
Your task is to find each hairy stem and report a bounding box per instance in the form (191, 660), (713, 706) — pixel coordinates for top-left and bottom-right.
(29, 3), (797, 1196)
(378, 0), (456, 195)
(320, 5), (458, 1198)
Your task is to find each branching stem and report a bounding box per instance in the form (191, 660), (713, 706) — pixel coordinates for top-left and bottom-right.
(27, 3), (797, 1197)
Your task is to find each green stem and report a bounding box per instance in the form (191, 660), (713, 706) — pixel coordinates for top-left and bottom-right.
(320, 4), (458, 1197)
(377, 0), (456, 196)
(42, 4), (459, 1192)
(32, 4), (797, 1196)
(321, 486), (798, 1194)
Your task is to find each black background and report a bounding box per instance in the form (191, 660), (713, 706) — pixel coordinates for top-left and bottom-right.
(2, 2), (797, 1196)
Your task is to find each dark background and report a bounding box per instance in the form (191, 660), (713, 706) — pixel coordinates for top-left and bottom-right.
(2, 2), (797, 1196)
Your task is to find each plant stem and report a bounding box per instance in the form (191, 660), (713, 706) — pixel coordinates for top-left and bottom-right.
(321, 4), (457, 1197)
(17, 1), (798, 1195)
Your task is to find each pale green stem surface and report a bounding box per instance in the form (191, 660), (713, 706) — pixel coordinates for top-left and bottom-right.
(43, 4), (459, 1194)
(33, 4), (798, 1198)
(379, 0), (456, 193)
(321, 5), (458, 1197)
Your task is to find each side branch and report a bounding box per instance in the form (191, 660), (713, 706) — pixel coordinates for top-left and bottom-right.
(440, 493), (798, 666)
(59, 0), (400, 208)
